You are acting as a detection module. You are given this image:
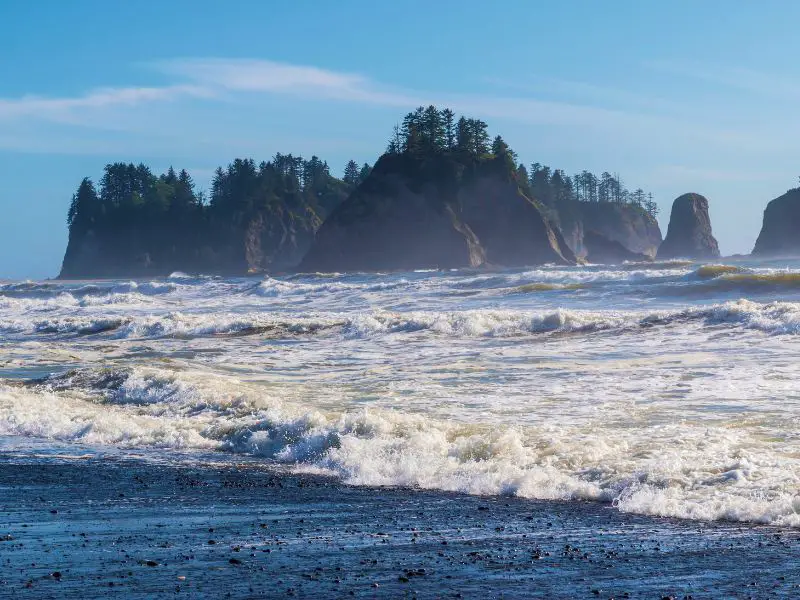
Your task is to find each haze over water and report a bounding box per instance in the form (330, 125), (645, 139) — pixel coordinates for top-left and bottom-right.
(2, 257), (800, 526)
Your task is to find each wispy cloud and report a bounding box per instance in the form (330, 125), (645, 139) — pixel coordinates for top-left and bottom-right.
(0, 85), (211, 125)
(0, 56), (792, 160)
(0, 59), (422, 131)
(155, 58), (421, 106)
(646, 60), (800, 100)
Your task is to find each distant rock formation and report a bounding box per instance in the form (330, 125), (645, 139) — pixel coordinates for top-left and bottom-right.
(300, 152), (575, 272)
(657, 193), (720, 260)
(752, 189), (800, 256)
(556, 203), (662, 260)
(59, 160), (351, 279)
(583, 230), (652, 264)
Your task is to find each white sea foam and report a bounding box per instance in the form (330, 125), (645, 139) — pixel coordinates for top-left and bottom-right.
(1, 300), (798, 339)
(3, 366), (800, 526)
(3, 264), (800, 527)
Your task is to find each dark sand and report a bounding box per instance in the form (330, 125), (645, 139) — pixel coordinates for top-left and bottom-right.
(0, 454), (798, 599)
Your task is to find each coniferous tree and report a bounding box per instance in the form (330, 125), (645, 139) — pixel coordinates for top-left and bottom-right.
(455, 117), (473, 153)
(358, 163), (372, 184)
(469, 119), (490, 154)
(343, 160), (360, 186)
(421, 105), (445, 151)
(441, 108), (456, 149)
(491, 135), (509, 156)
(67, 178), (100, 231)
(386, 125), (403, 154)
(516, 164), (531, 195)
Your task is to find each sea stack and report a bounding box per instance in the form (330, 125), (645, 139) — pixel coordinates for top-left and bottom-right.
(657, 193), (720, 260)
(752, 189), (800, 256)
(300, 152), (575, 272)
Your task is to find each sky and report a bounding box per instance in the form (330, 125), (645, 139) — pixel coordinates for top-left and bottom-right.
(2, 0), (800, 279)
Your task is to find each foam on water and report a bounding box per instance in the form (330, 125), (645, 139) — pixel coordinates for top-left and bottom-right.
(1, 300), (799, 339)
(3, 365), (800, 526)
(3, 261), (800, 526)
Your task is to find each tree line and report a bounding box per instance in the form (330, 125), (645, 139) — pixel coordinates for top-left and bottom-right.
(384, 105), (659, 218)
(67, 154), (370, 238)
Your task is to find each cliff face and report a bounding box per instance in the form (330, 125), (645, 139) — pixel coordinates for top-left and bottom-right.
(555, 203), (662, 259)
(752, 189), (800, 256)
(60, 200), (342, 279)
(657, 193), (720, 260)
(300, 153), (574, 272)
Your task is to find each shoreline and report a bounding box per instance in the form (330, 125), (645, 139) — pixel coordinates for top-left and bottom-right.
(1, 453), (798, 599)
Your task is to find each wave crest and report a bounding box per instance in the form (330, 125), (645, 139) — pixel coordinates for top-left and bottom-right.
(5, 366), (800, 526)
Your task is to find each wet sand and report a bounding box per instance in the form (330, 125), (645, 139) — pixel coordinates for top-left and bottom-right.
(0, 454), (798, 599)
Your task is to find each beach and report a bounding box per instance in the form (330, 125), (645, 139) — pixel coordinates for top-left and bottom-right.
(2, 444), (799, 599)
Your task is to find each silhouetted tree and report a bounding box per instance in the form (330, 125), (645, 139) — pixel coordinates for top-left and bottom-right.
(67, 178), (100, 231)
(343, 160), (360, 186)
(441, 108), (456, 149)
(358, 163), (372, 184)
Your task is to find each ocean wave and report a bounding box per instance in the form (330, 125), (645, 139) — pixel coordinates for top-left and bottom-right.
(2, 300), (799, 340)
(254, 276), (414, 297)
(693, 264), (745, 279)
(0, 280), (178, 305)
(4, 366), (800, 527)
(678, 265), (800, 295)
(345, 301), (800, 337)
(510, 282), (585, 293)
(454, 267), (693, 292)
(0, 311), (345, 339)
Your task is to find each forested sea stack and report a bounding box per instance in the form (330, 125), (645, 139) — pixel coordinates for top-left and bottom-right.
(59, 105), (661, 277)
(60, 158), (353, 278)
(300, 109), (574, 271)
(752, 188), (800, 256)
(657, 193), (720, 260)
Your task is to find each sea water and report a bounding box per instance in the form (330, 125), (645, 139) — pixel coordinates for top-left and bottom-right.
(2, 257), (800, 525)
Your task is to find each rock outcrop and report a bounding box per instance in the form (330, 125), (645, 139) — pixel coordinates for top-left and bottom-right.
(60, 207), (326, 279)
(300, 153), (574, 272)
(752, 189), (800, 256)
(657, 193), (720, 260)
(556, 203), (662, 260)
(583, 230), (652, 264)
(59, 184), (349, 279)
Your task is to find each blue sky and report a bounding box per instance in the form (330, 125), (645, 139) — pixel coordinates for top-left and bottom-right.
(2, 0), (800, 278)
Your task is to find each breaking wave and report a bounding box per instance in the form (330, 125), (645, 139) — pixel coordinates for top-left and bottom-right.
(2, 366), (799, 526)
(1, 300), (799, 339)
(4, 265), (800, 528)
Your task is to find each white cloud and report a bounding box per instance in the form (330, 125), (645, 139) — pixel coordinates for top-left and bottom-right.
(155, 58), (422, 106)
(0, 85), (211, 124)
(0, 56), (796, 161)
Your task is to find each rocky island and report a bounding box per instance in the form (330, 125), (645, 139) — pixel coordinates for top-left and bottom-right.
(299, 146), (575, 272)
(59, 107), (663, 277)
(657, 193), (720, 260)
(752, 188), (800, 256)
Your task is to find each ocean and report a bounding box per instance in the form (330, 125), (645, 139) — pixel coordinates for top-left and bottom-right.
(2, 257), (800, 528)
